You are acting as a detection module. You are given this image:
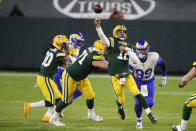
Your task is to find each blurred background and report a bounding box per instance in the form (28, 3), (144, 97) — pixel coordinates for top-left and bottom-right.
(0, 0), (195, 74)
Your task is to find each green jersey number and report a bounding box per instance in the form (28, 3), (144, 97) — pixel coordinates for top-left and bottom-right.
(42, 51), (54, 67)
(78, 50), (88, 65)
(117, 51), (129, 60)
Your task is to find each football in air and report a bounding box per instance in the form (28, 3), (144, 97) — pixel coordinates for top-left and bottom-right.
(93, 4), (103, 14)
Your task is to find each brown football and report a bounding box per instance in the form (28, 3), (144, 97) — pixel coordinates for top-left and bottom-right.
(93, 4), (103, 14)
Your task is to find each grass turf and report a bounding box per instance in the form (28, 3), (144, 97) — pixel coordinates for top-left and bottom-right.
(0, 72), (196, 131)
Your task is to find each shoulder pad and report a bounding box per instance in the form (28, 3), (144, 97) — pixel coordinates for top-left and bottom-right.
(193, 61), (196, 66)
(149, 52), (159, 61)
(68, 46), (76, 56)
(109, 37), (114, 47)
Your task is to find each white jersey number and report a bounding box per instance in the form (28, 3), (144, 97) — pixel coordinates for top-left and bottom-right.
(78, 50), (88, 65)
(42, 51), (54, 67)
(117, 51), (129, 60)
(135, 68), (152, 80)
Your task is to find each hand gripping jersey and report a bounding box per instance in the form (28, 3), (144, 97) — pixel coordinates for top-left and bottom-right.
(39, 48), (66, 78)
(107, 37), (133, 77)
(130, 52), (159, 81)
(66, 47), (104, 81)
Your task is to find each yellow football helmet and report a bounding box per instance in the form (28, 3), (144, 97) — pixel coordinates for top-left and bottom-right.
(53, 35), (68, 50)
(113, 25), (127, 40)
(93, 40), (106, 55)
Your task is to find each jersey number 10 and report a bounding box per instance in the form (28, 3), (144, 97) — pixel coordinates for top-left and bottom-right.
(42, 51), (54, 67)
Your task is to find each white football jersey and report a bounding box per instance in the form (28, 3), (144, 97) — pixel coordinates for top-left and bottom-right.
(129, 52), (159, 81)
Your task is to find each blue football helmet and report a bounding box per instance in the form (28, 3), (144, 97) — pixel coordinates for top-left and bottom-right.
(135, 40), (149, 59)
(69, 32), (84, 48)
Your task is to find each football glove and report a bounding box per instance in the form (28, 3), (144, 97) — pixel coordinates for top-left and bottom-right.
(158, 76), (166, 87)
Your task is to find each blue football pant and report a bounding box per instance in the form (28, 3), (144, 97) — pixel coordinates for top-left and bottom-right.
(134, 79), (155, 118)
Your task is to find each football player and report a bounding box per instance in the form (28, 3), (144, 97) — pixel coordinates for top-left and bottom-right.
(171, 61), (196, 131)
(125, 40), (167, 129)
(49, 40), (108, 126)
(24, 35), (70, 120)
(94, 17), (157, 124)
(42, 32), (84, 122)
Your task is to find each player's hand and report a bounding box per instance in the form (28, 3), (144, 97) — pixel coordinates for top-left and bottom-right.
(94, 17), (101, 28)
(119, 46), (127, 52)
(158, 76), (166, 87)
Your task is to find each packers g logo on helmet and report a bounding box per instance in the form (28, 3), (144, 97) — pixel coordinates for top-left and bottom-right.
(113, 25), (127, 40)
(53, 35), (68, 50)
(93, 40), (106, 55)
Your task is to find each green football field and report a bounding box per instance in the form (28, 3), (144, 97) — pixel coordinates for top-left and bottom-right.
(0, 72), (196, 131)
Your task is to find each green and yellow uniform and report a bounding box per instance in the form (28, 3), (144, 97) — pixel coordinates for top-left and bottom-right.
(107, 37), (140, 104)
(37, 48), (65, 104)
(62, 47), (104, 104)
(185, 61), (196, 108)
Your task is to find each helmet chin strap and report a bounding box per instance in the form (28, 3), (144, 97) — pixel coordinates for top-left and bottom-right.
(118, 36), (127, 41)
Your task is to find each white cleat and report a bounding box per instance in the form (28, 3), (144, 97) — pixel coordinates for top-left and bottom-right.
(88, 114), (103, 122)
(136, 120), (142, 129)
(59, 111), (64, 118)
(49, 116), (65, 126)
(171, 124), (184, 131)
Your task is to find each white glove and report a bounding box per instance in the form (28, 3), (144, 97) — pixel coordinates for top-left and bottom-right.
(120, 77), (126, 86)
(158, 76), (166, 87)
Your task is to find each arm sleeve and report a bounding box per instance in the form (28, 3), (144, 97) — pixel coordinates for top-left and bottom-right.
(157, 57), (167, 76)
(129, 64), (133, 72)
(96, 27), (110, 47)
(127, 49), (140, 64)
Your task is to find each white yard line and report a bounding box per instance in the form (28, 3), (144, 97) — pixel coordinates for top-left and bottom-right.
(1, 72), (195, 80)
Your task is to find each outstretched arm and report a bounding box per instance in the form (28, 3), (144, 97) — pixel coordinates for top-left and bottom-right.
(94, 17), (110, 47)
(119, 46), (139, 64)
(179, 67), (196, 87)
(92, 60), (108, 70)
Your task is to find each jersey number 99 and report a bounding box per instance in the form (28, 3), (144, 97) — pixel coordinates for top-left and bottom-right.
(135, 68), (152, 80)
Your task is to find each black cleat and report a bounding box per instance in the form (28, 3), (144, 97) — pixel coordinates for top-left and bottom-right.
(147, 113), (157, 124)
(118, 105), (125, 120)
(116, 100), (125, 120)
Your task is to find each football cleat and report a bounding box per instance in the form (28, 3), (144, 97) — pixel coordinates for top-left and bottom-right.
(49, 116), (65, 126)
(118, 105), (125, 120)
(116, 101), (125, 120)
(147, 113), (157, 124)
(136, 120), (143, 129)
(59, 112), (64, 118)
(88, 113), (103, 122)
(24, 102), (31, 119)
(171, 124), (185, 131)
(42, 115), (50, 122)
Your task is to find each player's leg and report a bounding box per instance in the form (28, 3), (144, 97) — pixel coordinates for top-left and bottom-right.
(134, 96), (143, 129)
(50, 70), (76, 126)
(111, 76), (125, 120)
(78, 78), (102, 122)
(53, 68), (64, 94)
(125, 74), (157, 124)
(53, 68), (65, 118)
(70, 88), (82, 103)
(42, 77), (62, 122)
(172, 93), (196, 131)
(24, 75), (55, 119)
